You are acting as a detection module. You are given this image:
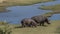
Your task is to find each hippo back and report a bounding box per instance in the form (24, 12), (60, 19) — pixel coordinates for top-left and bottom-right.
(31, 15), (47, 23)
(21, 18), (36, 24)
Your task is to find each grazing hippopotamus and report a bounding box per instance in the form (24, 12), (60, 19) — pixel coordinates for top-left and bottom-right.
(31, 15), (50, 26)
(21, 18), (37, 27)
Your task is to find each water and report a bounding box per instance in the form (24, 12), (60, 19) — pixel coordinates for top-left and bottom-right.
(50, 14), (60, 20)
(0, 0), (60, 24)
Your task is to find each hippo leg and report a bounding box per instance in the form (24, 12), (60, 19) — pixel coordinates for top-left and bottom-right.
(28, 24), (31, 27)
(42, 22), (45, 26)
(39, 22), (42, 26)
(39, 21), (45, 26)
(21, 21), (25, 27)
(30, 22), (37, 27)
(33, 23), (37, 27)
(22, 24), (25, 27)
(39, 22), (41, 26)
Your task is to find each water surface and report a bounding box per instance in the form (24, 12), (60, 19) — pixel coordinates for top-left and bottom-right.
(0, 0), (60, 24)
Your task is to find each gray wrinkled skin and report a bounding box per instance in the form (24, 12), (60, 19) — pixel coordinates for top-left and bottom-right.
(31, 15), (50, 26)
(21, 18), (37, 27)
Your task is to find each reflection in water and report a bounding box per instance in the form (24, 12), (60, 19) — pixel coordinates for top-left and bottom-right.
(0, 0), (60, 24)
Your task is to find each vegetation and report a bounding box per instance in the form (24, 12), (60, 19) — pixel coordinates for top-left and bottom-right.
(0, 0), (55, 12)
(0, 0), (54, 6)
(11, 20), (60, 34)
(0, 20), (60, 34)
(42, 12), (54, 17)
(55, 27), (60, 34)
(0, 25), (12, 34)
(39, 4), (60, 10)
(39, 4), (60, 14)
(0, 6), (10, 13)
(0, 21), (8, 25)
(42, 11), (60, 17)
(0, 22), (12, 34)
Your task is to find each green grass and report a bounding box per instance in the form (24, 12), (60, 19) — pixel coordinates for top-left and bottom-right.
(0, 0), (55, 6)
(42, 11), (60, 17)
(0, 24), (12, 34)
(11, 20), (60, 34)
(39, 4), (60, 10)
(55, 27), (60, 34)
(0, 20), (60, 34)
(5, 0), (54, 6)
(42, 12), (54, 17)
(0, 0), (55, 12)
(39, 4), (60, 14)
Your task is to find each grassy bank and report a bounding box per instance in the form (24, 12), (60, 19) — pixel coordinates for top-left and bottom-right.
(1, 0), (55, 6)
(0, 20), (60, 34)
(0, 7), (9, 13)
(39, 4), (60, 14)
(42, 11), (60, 17)
(55, 27), (60, 34)
(11, 20), (60, 34)
(0, 0), (55, 12)
(42, 12), (54, 17)
(39, 4), (60, 10)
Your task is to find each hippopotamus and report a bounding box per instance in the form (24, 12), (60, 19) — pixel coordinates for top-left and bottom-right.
(31, 15), (50, 26)
(21, 18), (37, 27)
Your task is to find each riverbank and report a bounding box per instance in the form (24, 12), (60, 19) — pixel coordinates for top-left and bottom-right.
(0, 20), (60, 34)
(0, 7), (10, 13)
(42, 12), (54, 17)
(55, 27), (60, 34)
(0, 0), (55, 12)
(39, 4), (60, 10)
(0, 0), (54, 6)
(9, 20), (60, 34)
(39, 4), (60, 14)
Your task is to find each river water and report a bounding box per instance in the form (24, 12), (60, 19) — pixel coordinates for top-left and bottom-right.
(0, 0), (60, 24)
